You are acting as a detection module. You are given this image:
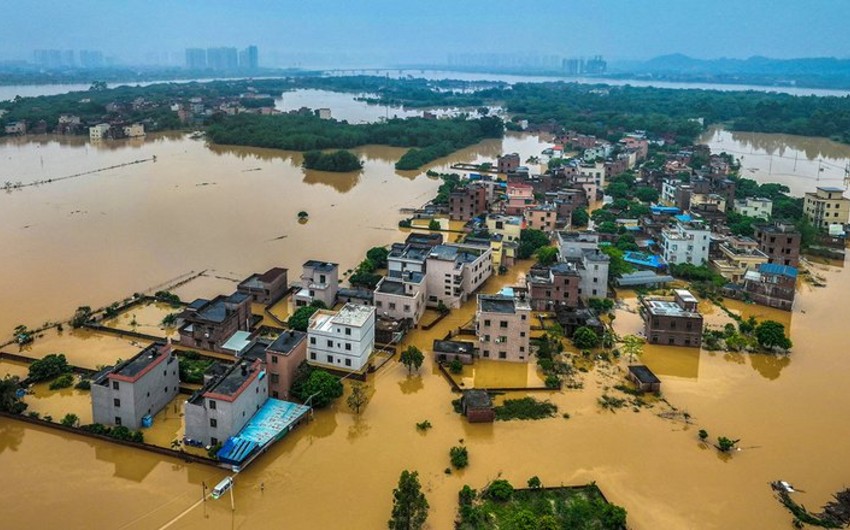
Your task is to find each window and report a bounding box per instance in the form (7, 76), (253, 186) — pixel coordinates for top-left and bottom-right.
(209, 400), (216, 410)
(271, 355), (278, 364)
(404, 305), (411, 312)
(115, 417), (122, 426)
(112, 381), (119, 391)
(271, 374), (280, 384)
(345, 327), (351, 336)
(376, 300), (382, 307)
(345, 358), (351, 367)
(113, 398), (120, 407)
(310, 352), (316, 360)
(500, 321), (508, 328)
(327, 340), (333, 347)
(327, 355), (334, 363)
(310, 337), (316, 345)
(520, 347), (525, 353)
(345, 343), (352, 351)
(483, 350), (490, 358)
(520, 332), (526, 337)
(211, 437), (218, 446)
(521, 314), (526, 320)
(389, 303), (396, 310)
(210, 418), (217, 428)
(499, 351), (507, 359)
(272, 391), (279, 398)
(484, 319), (491, 326)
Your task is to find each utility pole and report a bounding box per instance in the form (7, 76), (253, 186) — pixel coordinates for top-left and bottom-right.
(229, 480), (235, 512)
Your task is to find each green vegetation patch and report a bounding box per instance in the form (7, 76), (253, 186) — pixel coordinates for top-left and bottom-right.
(494, 397), (558, 421)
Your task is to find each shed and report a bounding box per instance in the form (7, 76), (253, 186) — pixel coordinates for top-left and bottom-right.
(627, 365), (661, 394)
(461, 390), (495, 423)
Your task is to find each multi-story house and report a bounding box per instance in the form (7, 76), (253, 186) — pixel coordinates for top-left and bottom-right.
(91, 342), (180, 429)
(183, 359), (268, 447)
(642, 289), (703, 347)
(754, 222), (801, 268)
(711, 236), (769, 282)
(179, 292), (252, 353)
(486, 214), (523, 242)
(476, 293), (532, 362)
(425, 244), (492, 309)
(122, 123), (146, 138)
(504, 182), (536, 216)
(803, 187), (850, 230)
(307, 303), (376, 372)
(662, 218), (711, 265)
(294, 260), (338, 308)
(741, 263), (798, 311)
(449, 184), (488, 222)
(89, 123), (110, 140)
(387, 243), (431, 278)
(524, 203), (559, 232)
(237, 267), (288, 304)
(265, 330), (307, 400)
(498, 153), (520, 173)
(373, 272), (427, 325)
(527, 263), (580, 311)
(733, 197), (773, 220)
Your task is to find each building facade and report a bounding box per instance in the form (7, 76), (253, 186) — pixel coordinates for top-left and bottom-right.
(804, 187), (850, 230)
(733, 197), (773, 220)
(449, 184), (488, 222)
(179, 292), (252, 353)
(265, 330), (307, 400)
(373, 273), (427, 325)
(662, 218), (711, 265)
(91, 342), (180, 429)
(642, 289), (703, 347)
(307, 304), (376, 372)
(237, 267), (288, 305)
(754, 222), (801, 268)
(425, 244), (492, 309)
(476, 293), (531, 362)
(294, 261), (338, 307)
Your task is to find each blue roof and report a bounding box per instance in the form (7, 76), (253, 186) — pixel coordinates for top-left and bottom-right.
(650, 205), (680, 214)
(758, 263), (798, 278)
(217, 398), (310, 467)
(674, 214), (692, 223)
(624, 251), (666, 270)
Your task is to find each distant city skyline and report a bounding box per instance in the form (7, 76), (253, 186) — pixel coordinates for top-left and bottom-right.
(2, 1), (850, 68)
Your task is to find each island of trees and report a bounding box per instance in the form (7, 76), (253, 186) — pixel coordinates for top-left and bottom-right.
(302, 149), (363, 172)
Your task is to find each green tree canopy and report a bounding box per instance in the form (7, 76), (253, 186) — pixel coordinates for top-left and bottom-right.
(572, 326), (600, 349)
(755, 320), (792, 351)
(388, 470), (429, 530)
(287, 301), (327, 331)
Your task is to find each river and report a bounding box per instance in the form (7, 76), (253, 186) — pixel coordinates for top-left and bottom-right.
(2, 95), (850, 528)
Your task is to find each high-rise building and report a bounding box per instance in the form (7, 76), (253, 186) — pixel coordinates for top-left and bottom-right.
(207, 47), (238, 71)
(79, 50), (104, 69)
(185, 48), (207, 69)
(239, 45), (259, 70)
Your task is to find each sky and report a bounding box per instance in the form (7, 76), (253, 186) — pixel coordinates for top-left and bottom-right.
(1, 0), (849, 67)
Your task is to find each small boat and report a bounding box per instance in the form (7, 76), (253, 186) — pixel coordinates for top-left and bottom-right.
(772, 480), (795, 493)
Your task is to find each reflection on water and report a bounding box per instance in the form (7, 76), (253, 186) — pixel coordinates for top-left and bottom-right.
(700, 127), (850, 197)
(0, 421), (25, 453)
(641, 345), (702, 380)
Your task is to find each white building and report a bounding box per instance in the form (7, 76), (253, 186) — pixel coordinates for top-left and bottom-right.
(662, 218), (711, 265)
(425, 244), (492, 309)
(123, 123), (145, 137)
(307, 303), (376, 372)
(733, 197), (773, 220)
(89, 123), (110, 140)
(579, 161), (606, 189)
(317, 108), (332, 120)
(661, 179), (680, 207)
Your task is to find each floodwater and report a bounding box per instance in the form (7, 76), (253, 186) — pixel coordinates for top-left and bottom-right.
(2, 116), (850, 528)
(700, 127), (850, 197)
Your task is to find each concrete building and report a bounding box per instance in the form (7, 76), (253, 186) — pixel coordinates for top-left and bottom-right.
(449, 184), (488, 222)
(642, 289), (703, 347)
(183, 359), (268, 447)
(237, 267), (288, 305)
(804, 187), (850, 230)
(91, 342), (179, 429)
(526, 262), (580, 311)
(557, 231), (601, 260)
(122, 123), (145, 138)
(425, 244), (492, 309)
(662, 218), (711, 265)
(476, 293), (531, 362)
(579, 161), (606, 188)
(461, 390), (495, 423)
(316, 108), (332, 120)
(576, 248), (610, 300)
(740, 263), (797, 311)
(504, 182), (535, 216)
(89, 123), (110, 140)
(373, 272), (426, 325)
(754, 222), (801, 268)
(524, 203), (558, 232)
(711, 236), (769, 282)
(294, 261), (338, 308)
(265, 330), (307, 400)
(627, 365), (661, 394)
(307, 303), (376, 372)
(733, 197), (773, 220)
(179, 292), (252, 353)
(3, 121), (26, 135)
(690, 193), (726, 213)
(486, 214), (523, 242)
(498, 153), (520, 174)
(433, 339), (476, 365)
(185, 48), (207, 69)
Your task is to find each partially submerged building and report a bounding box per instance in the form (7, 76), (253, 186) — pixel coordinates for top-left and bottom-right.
(425, 244), (492, 309)
(307, 303), (376, 372)
(179, 292), (252, 353)
(237, 267), (288, 305)
(461, 389), (495, 423)
(627, 365), (661, 394)
(641, 289), (703, 347)
(264, 330), (307, 400)
(373, 273), (427, 326)
(476, 292), (531, 362)
(294, 260), (338, 308)
(91, 342), (179, 429)
(433, 339), (476, 365)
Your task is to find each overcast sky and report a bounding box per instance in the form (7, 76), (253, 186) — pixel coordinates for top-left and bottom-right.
(2, 0), (849, 67)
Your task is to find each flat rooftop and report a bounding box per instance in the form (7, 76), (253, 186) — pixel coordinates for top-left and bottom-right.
(310, 304), (375, 331)
(190, 292), (250, 323)
(267, 330), (306, 354)
(202, 360), (260, 400)
(429, 244), (484, 264)
(376, 278), (406, 295)
(433, 339), (475, 354)
(478, 294), (518, 314)
(303, 260), (337, 272)
(644, 298), (699, 318)
(112, 343), (170, 380)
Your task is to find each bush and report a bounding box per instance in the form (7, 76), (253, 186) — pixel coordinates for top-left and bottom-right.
(449, 358), (463, 374)
(698, 429), (709, 441)
(544, 374), (561, 389)
(494, 397), (558, 421)
(428, 219), (440, 231)
(287, 301), (327, 331)
(572, 326), (600, 349)
(486, 479), (514, 502)
(61, 413), (79, 427)
(416, 420), (432, 431)
(450, 445), (469, 469)
(207, 442), (222, 459)
(71, 306), (92, 328)
(49, 373), (74, 390)
(29, 354), (70, 383)
(74, 379), (91, 390)
(527, 476), (542, 489)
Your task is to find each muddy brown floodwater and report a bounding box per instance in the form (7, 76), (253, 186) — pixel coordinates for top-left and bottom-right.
(2, 127), (850, 529)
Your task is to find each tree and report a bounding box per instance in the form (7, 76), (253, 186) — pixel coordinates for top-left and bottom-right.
(486, 479), (514, 502)
(448, 358), (463, 374)
(717, 436), (738, 452)
(449, 445), (469, 469)
(517, 228), (550, 259)
(527, 476), (542, 489)
(299, 370), (343, 408)
(428, 219), (440, 231)
(388, 470), (429, 530)
(71, 306), (92, 328)
(28, 353), (70, 382)
(754, 320), (792, 351)
(347, 382), (369, 414)
(0, 375), (24, 413)
(634, 186), (660, 203)
(571, 207), (589, 227)
(621, 335), (645, 361)
(366, 246), (390, 268)
(587, 297), (614, 314)
(600, 246), (634, 281)
(535, 246), (559, 266)
(287, 301), (327, 331)
(572, 327), (600, 349)
(400, 345), (424, 374)
(698, 429), (709, 441)
(436, 300), (450, 315)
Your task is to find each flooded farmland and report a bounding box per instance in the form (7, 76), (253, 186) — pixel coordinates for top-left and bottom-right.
(1, 119), (850, 528)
